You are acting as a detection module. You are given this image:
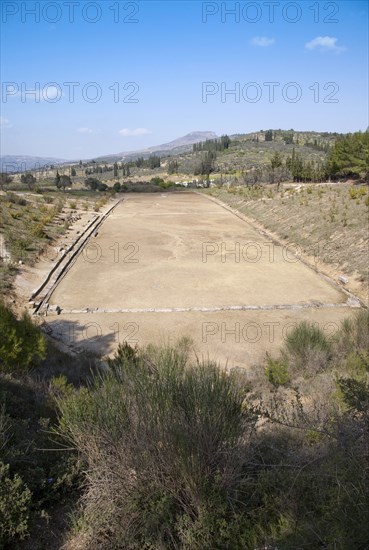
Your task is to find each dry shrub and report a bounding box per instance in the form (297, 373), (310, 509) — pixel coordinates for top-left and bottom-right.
(57, 341), (261, 548)
(282, 321), (332, 375)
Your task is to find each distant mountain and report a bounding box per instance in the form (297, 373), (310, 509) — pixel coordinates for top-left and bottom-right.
(95, 131), (218, 162)
(145, 131), (218, 153)
(0, 155), (67, 173)
(1, 133), (219, 171)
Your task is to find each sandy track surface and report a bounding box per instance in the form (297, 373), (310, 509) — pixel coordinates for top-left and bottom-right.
(44, 193), (360, 368)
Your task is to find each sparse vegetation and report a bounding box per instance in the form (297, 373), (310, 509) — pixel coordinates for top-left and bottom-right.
(265, 356), (290, 386)
(0, 302), (46, 374)
(283, 321), (332, 374)
(0, 290), (368, 549)
(54, 311), (369, 549)
(0, 192), (68, 266)
(0, 461), (32, 546)
(1, 128), (368, 548)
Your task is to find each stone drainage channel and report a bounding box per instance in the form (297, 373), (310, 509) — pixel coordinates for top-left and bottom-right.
(30, 199), (123, 316)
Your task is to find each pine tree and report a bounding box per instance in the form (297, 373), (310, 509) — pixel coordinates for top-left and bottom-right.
(265, 130), (273, 142)
(269, 152), (283, 183)
(55, 170), (61, 187)
(327, 132), (369, 181)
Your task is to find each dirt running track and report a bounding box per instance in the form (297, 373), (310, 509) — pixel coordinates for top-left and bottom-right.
(45, 193), (360, 370)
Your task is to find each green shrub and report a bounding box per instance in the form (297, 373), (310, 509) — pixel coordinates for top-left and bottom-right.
(11, 237), (31, 259)
(0, 263), (17, 294)
(0, 461), (32, 545)
(349, 188), (358, 199)
(283, 321), (332, 374)
(49, 375), (74, 401)
(31, 222), (46, 238)
(336, 377), (369, 421)
(159, 180), (174, 189)
(340, 351), (369, 380)
(337, 310), (369, 355)
(0, 303), (46, 374)
(0, 404), (11, 454)
(265, 357), (290, 386)
(150, 176), (165, 186)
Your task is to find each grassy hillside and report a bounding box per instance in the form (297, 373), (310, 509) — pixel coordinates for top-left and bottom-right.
(170, 129), (336, 178)
(0, 191), (101, 295)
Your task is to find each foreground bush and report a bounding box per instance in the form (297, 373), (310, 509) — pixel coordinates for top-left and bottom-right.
(57, 341), (263, 548)
(0, 371), (83, 549)
(0, 302), (46, 374)
(283, 321), (332, 374)
(265, 356), (290, 386)
(56, 312), (369, 549)
(336, 308), (369, 356)
(0, 461), (32, 546)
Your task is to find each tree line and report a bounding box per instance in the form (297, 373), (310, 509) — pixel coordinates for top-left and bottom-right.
(1, 132), (367, 193)
(193, 134), (231, 153)
(246, 132), (369, 185)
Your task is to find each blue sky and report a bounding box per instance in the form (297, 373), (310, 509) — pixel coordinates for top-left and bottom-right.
(0, 0), (368, 159)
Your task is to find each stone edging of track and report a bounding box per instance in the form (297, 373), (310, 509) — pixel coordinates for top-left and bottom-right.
(33, 198), (123, 315)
